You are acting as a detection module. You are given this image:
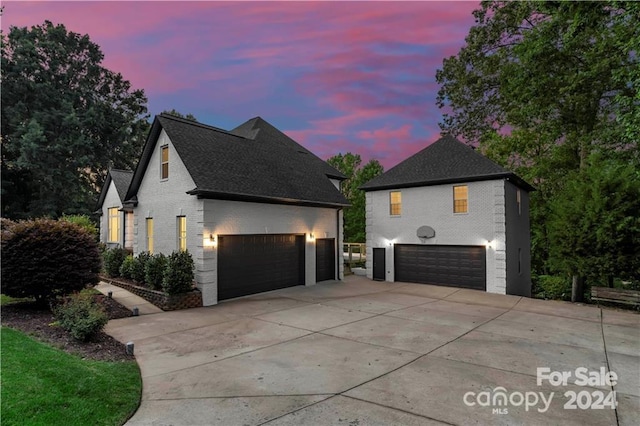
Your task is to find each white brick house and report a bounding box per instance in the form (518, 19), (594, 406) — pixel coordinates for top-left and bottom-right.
(98, 114), (348, 306)
(97, 169), (134, 251)
(360, 135), (533, 296)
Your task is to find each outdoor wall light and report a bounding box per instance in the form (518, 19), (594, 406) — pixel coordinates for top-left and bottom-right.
(486, 240), (493, 249)
(209, 234), (215, 243)
(308, 232), (315, 242)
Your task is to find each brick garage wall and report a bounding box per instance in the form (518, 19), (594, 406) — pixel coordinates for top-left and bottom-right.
(365, 179), (507, 294)
(101, 277), (202, 311)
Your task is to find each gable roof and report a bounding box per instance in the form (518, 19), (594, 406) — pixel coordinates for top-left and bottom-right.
(360, 135), (534, 192)
(125, 114), (349, 208)
(96, 169), (133, 209)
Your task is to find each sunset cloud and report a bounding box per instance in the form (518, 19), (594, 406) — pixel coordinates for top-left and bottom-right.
(2, 1), (479, 169)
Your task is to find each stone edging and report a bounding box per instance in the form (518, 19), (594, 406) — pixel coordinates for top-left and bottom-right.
(100, 276), (202, 311)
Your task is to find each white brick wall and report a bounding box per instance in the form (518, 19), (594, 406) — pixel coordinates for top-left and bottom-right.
(132, 129), (343, 306)
(365, 179), (508, 294)
(100, 180), (125, 248)
(132, 129), (205, 296)
(201, 199), (342, 305)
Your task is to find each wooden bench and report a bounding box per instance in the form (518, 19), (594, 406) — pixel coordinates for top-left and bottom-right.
(591, 286), (640, 307)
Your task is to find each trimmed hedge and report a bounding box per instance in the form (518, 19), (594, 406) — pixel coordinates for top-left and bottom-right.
(119, 255), (135, 280)
(131, 252), (151, 283)
(1, 218), (101, 302)
(145, 253), (167, 291)
(162, 250), (194, 295)
(103, 248), (128, 277)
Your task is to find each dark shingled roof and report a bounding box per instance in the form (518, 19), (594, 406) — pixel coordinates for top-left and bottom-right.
(110, 169), (134, 201)
(96, 169), (133, 210)
(360, 135), (534, 191)
(125, 114), (349, 208)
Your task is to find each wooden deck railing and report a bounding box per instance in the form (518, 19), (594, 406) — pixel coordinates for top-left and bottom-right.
(343, 243), (366, 265)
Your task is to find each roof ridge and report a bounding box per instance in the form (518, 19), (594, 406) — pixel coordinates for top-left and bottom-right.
(158, 113), (249, 139)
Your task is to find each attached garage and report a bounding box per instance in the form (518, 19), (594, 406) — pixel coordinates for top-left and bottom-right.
(218, 234), (305, 300)
(315, 238), (336, 282)
(394, 245), (486, 291)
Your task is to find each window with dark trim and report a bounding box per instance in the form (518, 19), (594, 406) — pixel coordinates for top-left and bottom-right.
(389, 191), (401, 216)
(161, 145), (169, 179)
(453, 185), (468, 213)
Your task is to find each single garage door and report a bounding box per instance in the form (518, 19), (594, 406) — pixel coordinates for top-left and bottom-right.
(316, 238), (335, 282)
(394, 245), (486, 290)
(218, 234), (305, 300)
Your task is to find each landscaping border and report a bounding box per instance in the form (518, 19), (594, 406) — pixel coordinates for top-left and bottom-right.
(99, 276), (202, 311)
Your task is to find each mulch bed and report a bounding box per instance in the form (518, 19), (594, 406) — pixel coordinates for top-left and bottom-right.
(2, 294), (135, 362)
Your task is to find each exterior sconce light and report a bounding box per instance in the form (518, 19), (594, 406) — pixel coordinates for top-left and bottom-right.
(308, 233), (315, 242)
(486, 240), (493, 249)
(209, 234), (215, 243)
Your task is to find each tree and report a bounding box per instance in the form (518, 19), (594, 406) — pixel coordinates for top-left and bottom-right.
(436, 1), (639, 278)
(547, 154), (640, 288)
(1, 218), (102, 304)
(161, 109), (198, 122)
(1, 21), (149, 219)
(328, 153), (384, 242)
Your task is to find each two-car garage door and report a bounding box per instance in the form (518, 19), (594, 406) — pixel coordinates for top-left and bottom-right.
(218, 234), (305, 300)
(394, 245), (486, 291)
(217, 235), (336, 301)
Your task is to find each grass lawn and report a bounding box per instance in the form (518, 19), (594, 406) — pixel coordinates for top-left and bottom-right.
(1, 327), (141, 426)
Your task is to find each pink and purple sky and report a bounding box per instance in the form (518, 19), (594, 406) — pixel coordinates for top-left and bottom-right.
(2, 1), (479, 169)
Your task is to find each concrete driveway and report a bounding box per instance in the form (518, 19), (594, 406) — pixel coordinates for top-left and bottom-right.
(105, 276), (640, 426)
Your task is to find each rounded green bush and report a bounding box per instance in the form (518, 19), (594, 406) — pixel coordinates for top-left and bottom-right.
(54, 294), (108, 341)
(145, 253), (167, 290)
(119, 255), (135, 280)
(1, 218), (101, 303)
(131, 252), (151, 283)
(162, 250), (194, 295)
(103, 248), (128, 277)
(534, 275), (572, 300)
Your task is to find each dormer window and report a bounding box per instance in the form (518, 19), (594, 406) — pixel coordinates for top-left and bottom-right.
(161, 145), (169, 179)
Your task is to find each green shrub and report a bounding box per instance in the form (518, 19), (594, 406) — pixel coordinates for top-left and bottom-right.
(103, 248), (128, 277)
(131, 252), (151, 283)
(534, 275), (572, 300)
(1, 218), (101, 303)
(60, 214), (98, 239)
(119, 255), (135, 279)
(54, 293), (108, 341)
(145, 253), (167, 290)
(162, 250), (195, 295)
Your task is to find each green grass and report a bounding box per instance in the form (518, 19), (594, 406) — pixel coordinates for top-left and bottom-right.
(0, 294), (33, 306)
(1, 327), (141, 426)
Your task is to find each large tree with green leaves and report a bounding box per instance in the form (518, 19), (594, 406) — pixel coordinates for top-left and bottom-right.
(327, 153), (383, 242)
(436, 1), (639, 283)
(547, 154), (640, 284)
(1, 21), (149, 219)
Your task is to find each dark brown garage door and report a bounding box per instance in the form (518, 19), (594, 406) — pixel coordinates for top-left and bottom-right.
(394, 245), (486, 290)
(218, 234), (305, 300)
(316, 238), (335, 282)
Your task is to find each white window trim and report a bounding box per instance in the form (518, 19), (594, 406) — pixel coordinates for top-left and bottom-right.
(389, 191), (402, 216)
(453, 185), (469, 214)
